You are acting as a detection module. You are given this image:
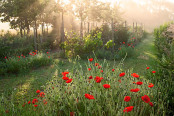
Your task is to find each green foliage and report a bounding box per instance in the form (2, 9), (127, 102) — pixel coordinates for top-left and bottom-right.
(0, 52), (52, 75)
(117, 46), (135, 59)
(152, 22), (174, 116)
(104, 40), (115, 49)
(63, 31), (103, 58)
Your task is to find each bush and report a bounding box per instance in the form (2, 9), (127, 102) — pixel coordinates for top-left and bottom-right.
(0, 52), (52, 75)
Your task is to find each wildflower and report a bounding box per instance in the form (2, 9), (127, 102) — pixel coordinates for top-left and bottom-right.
(88, 68), (91, 71)
(146, 67), (150, 69)
(123, 106), (134, 112)
(112, 69), (115, 72)
(52, 87), (54, 89)
(94, 76), (102, 83)
(34, 105), (38, 107)
(149, 102), (153, 107)
(130, 88), (140, 92)
(43, 99), (47, 105)
(136, 81), (143, 85)
(36, 90), (40, 93)
(98, 66), (102, 69)
(124, 96), (131, 102)
(85, 94), (95, 100)
(62, 72), (69, 77)
(118, 79), (121, 83)
(100, 70), (103, 73)
(152, 71), (156, 73)
(66, 79), (72, 83)
(28, 101), (31, 104)
(89, 76), (93, 79)
(103, 84), (110, 89)
(62, 76), (69, 80)
(5, 56), (7, 59)
(141, 95), (150, 103)
(95, 63), (99, 66)
(5, 110), (9, 113)
(131, 73), (140, 78)
(22, 103), (26, 107)
(148, 83), (154, 88)
(32, 99), (38, 104)
(47, 52), (49, 54)
(89, 58), (93, 62)
(40, 92), (45, 97)
(48, 56), (50, 58)
(119, 72), (125, 77)
(115, 29), (118, 31)
(70, 112), (75, 116)
(123, 42), (125, 44)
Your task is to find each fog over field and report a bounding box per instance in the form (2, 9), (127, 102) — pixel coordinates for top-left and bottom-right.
(0, 0), (174, 32)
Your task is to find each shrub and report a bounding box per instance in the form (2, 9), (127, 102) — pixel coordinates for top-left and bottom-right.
(0, 52), (52, 75)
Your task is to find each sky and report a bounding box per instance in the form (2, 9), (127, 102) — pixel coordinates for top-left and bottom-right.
(1, 0), (174, 32)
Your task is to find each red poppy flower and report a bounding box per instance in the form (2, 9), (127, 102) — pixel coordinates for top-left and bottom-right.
(124, 96), (131, 102)
(123, 106), (134, 112)
(152, 71), (156, 73)
(23, 56), (25, 58)
(36, 90), (40, 93)
(146, 67), (150, 69)
(123, 42), (125, 44)
(34, 105), (38, 107)
(115, 29), (118, 31)
(5, 110), (9, 113)
(103, 84), (110, 89)
(112, 69), (115, 72)
(62, 76), (69, 80)
(118, 79), (121, 83)
(101, 77), (104, 79)
(89, 76), (93, 79)
(70, 112), (75, 116)
(141, 95), (150, 103)
(119, 72), (125, 77)
(136, 81), (143, 85)
(28, 101), (31, 104)
(66, 79), (72, 83)
(89, 58), (93, 62)
(52, 87), (54, 89)
(88, 68), (91, 71)
(5, 56), (7, 59)
(95, 63), (99, 66)
(133, 46), (134, 48)
(130, 88), (140, 92)
(148, 83), (154, 88)
(85, 94), (95, 100)
(62, 72), (69, 77)
(47, 52), (49, 54)
(98, 66), (102, 69)
(22, 103), (26, 107)
(100, 70), (103, 73)
(131, 73), (140, 78)
(149, 102), (153, 107)
(32, 99), (38, 104)
(43, 99), (47, 104)
(94, 76), (102, 83)
(40, 92), (45, 97)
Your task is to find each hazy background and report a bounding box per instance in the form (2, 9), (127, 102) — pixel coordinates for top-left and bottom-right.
(0, 0), (174, 32)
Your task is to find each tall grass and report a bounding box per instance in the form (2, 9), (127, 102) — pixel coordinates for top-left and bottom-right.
(0, 58), (168, 116)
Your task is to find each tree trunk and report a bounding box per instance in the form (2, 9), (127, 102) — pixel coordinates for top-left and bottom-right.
(111, 18), (114, 50)
(47, 24), (48, 35)
(20, 21), (23, 37)
(61, 10), (64, 43)
(33, 27), (37, 50)
(80, 16), (83, 38)
(88, 22), (89, 33)
(35, 20), (38, 38)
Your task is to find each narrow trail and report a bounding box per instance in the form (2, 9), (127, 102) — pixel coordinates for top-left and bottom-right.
(123, 34), (158, 76)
